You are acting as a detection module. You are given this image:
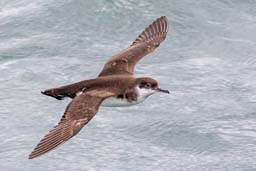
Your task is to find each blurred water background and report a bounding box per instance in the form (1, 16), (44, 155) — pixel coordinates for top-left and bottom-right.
(0, 0), (256, 170)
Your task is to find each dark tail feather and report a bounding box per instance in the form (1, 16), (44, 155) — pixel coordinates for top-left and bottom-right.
(41, 90), (65, 100)
(41, 79), (96, 100)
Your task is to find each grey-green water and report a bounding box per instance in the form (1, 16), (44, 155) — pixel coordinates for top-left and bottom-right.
(1, 0), (256, 170)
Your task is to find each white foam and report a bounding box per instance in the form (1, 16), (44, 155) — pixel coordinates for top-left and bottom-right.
(0, 3), (38, 18)
(219, 36), (255, 45)
(0, 33), (52, 50)
(187, 57), (222, 66)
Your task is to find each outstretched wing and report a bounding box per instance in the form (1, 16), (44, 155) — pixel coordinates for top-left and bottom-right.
(98, 16), (168, 77)
(28, 89), (115, 159)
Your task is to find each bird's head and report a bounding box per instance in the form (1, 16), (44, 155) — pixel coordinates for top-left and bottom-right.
(136, 77), (169, 97)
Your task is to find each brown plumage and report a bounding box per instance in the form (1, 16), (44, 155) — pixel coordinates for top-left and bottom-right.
(98, 16), (168, 77)
(29, 89), (116, 159)
(29, 16), (169, 159)
(42, 16), (168, 100)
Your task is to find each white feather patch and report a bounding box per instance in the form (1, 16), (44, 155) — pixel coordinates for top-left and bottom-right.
(101, 87), (156, 107)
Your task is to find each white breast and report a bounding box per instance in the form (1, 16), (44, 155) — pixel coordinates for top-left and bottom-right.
(101, 96), (137, 107)
(101, 87), (156, 107)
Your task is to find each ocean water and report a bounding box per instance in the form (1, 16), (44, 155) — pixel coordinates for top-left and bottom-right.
(1, 0), (256, 170)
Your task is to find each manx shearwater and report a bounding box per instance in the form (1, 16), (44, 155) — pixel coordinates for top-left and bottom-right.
(29, 16), (169, 159)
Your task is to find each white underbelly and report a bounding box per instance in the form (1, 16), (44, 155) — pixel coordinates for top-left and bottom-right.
(101, 87), (155, 107)
(101, 96), (144, 107)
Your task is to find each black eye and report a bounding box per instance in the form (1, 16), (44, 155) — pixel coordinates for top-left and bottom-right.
(145, 83), (150, 88)
(139, 82), (151, 88)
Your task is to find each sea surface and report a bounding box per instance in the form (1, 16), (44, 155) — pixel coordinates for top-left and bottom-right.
(1, 0), (256, 170)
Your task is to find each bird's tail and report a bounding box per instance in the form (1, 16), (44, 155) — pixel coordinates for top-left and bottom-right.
(41, 79), (96, 100)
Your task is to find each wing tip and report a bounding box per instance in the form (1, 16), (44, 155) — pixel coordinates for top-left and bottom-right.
(28, 147), (45, 159)
(28, 153), (37, 160)
(28, 122), (70, 159)
(28, 117), (88, 159)
(28, 147), (54, 160)
(131, 16), (169, 46)
(159, 16), (167, 21)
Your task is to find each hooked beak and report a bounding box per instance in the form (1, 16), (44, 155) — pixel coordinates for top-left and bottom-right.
(156, 88), (170, 94)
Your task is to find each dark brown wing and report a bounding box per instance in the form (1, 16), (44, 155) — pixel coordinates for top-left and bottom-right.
(28, 89), (115, 159)
(98, 16), (168, 77)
